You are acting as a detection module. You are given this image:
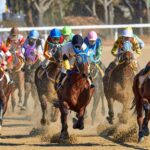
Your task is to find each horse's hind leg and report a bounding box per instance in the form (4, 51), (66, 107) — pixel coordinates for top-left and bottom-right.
(106, 98), (114, 124)
(50, 105), (59, 122)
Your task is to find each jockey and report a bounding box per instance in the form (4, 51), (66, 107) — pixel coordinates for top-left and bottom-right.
(84, 31), (105, 75)
(61, 26), (74, 45)
(41, 28), (63, 68)
(112, 27), (142, 60)
(110, 27), (141, 72)
(22, 30), (44, 63)
(6, 27), (25, 58)
(57, 34), (94, 89)
(0, 37), (13, 84)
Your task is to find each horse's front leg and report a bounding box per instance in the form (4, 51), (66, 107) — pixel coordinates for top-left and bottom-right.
(137, 98), (144, 142)
(18, 71), (24, 107)
(106, 98), (114, 124)
(73, 107), (85, 130)
(142, 100), (150, 136)
(59, 104), (69, 141)
(21, 82), (31, 110)
(11, 92), (16, 112)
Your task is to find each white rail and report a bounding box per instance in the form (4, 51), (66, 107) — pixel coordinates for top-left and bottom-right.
(0, 24), (150, 32)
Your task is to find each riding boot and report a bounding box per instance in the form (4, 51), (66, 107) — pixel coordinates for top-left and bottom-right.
(57, 73), (66, 89)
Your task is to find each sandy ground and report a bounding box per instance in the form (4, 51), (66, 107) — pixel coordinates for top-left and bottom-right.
(0, 44), (150, 150)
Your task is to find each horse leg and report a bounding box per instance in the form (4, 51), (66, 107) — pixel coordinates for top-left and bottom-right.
(11, 92), (16, 112)
(101, 90), (105, 116)
(18, 71), (24, 107)
(106, 98), (114, 124)
(91, 94), (100, 125)
(59, 105), (69, 141)
(40, 95), (48, 126)
(73, 107), (85, 130)
(137, 99), (144, 142)
(21, 82), (31, 110)
(50, 105), (59, 122)
(31, 84), (39, 111)
(142, 102), (150, 136)
(0, 101), (3, 135)
(119, 101), (129, 124)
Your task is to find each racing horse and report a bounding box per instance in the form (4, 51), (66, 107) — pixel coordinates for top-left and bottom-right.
(88, 52), (105, 125)
(21, 51), (41, 111)
(0, 67), (14, 134)
(103, 41), (136, 124)
(10, 49), (25, 112)
(35, 47), (62, 125)
(55, 52), (95, 141)
(132, 61), (150, 142)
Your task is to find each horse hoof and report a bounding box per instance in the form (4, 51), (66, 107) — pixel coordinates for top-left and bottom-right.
(138, 131), (145, 143)
(73, 123), (84, 130)
(21, 106), (26, 111)
(143, 126), (149, 136)
(18, 102), (23, 107)
(138, 136), (144, 143)
(106, 117), (113, 124)
(60, 132), (69, 141)
(40, 118), (46, 126)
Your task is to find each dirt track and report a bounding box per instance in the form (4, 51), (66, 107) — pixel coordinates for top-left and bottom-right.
(0, 44), (150, 150)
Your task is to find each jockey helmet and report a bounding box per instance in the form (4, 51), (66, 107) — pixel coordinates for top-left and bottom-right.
(10, 27), (19, 36)
(122, 28), (133, 37)
(87, 31), (98, 41)
(50, 28), (61, 38)
(62, 26), (72, 36)
(29, 30), (39, 39)
(72, 34), (83, 47)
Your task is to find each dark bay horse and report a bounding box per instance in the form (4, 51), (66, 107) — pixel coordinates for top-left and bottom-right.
(132, 61), (150, 142)
(35, 49), (61, 125)
(103, 51), (135, 124)
(0, 68), (13, 134)
(10, 53), (25, 112)
(55, 53), (95, 141)
(21, 55), (41, 111)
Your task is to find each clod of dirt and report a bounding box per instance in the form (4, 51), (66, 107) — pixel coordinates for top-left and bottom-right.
(41, 133), (78, 144)
(29, 127), (47, 137)
(97, 124), (117, 136)
(113, 124), (138, 143)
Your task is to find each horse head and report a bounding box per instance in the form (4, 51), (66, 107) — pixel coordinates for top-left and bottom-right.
(119, 41), (134, 64)
(74, 52), (89, 78)
(51, 46), (62, 64)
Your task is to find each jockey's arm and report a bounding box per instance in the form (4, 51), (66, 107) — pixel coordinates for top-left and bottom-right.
(134, 34), (145, 49)
(43, 41), (52, 59)
(96, 43), (102, 60)
(5, 51), (12, 63)
(132, 38), (142, 58)
(111, 39), (119, 57)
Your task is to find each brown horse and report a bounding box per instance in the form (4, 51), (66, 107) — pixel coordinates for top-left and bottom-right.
(10, 52), (25, 112)
(35, 49), (61, 125)
(103, 51), (135, 124)
(55, 53), (95, 141)
(132, 61), (150, 142)
(0, 68), (13, 134)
